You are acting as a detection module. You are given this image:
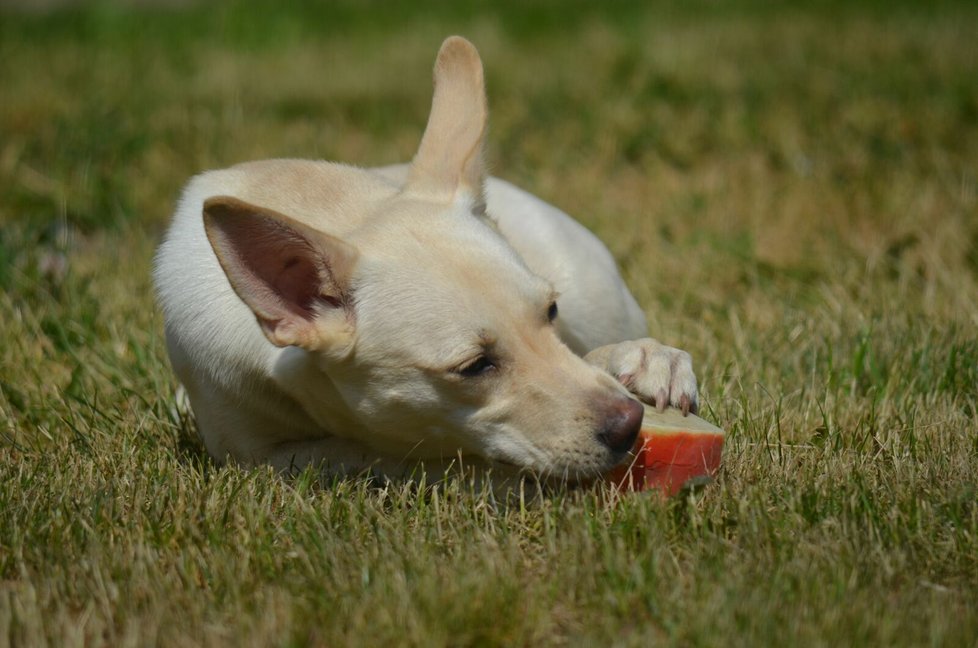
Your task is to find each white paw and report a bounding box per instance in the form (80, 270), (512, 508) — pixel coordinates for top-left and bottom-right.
(585, 338), (699, 415)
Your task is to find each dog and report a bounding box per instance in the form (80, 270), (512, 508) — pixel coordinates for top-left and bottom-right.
(153, 36), (698, 485)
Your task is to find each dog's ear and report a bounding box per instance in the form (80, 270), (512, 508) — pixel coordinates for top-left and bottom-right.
(203, 196), (358, 351)
(406, 35), (488, 215)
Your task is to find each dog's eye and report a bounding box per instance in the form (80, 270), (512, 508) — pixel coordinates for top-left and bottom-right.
(547, 301), (558, 322)
(458, 355), (495, 377)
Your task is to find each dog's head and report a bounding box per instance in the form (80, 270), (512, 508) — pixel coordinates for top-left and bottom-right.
(202, 37), (642, 481)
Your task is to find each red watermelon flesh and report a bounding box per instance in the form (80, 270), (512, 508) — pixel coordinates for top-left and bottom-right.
(606, 406), (724, 496)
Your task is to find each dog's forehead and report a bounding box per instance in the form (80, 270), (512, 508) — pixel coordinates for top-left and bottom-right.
(351, 205), (553, 357)
(359, 200), (544, 288)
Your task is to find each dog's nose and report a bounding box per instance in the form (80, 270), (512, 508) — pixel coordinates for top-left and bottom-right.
(596, 397), (644, 454)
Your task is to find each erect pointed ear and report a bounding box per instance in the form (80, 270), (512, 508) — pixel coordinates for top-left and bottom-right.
(405, 36), (488, 215)
(203, 196), (358, 351)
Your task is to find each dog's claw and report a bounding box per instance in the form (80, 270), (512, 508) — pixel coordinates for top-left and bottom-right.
(680, 393), (691, 416)
(656, 389), (668, 413)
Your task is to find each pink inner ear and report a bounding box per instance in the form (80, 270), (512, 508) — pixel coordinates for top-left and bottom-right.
(213, 211), (326, 323)
(275, 255), (321, 319)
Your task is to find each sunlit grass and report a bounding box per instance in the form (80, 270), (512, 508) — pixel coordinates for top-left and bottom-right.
(1, 1), (977, 645)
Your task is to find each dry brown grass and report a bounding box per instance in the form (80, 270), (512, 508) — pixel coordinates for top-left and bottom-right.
(1, 2), (977, 645)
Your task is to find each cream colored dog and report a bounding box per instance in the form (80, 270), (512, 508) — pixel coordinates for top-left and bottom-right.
(154, 36), (698, 484)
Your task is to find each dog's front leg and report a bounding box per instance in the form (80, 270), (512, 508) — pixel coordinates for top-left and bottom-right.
(584, 338), (699, 415)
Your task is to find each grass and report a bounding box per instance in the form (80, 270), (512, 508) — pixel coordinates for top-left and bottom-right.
(1, 1), (977, 645)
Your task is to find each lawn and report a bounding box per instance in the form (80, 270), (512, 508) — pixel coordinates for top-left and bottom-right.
(1, 1), (977, 645)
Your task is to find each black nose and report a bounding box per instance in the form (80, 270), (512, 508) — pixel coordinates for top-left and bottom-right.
(596, 397), (644, 454)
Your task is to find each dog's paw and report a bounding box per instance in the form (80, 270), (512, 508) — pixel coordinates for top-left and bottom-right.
(584, 338), (698, 415)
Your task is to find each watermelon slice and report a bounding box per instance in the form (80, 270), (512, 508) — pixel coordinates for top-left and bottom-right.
(606, 405), (724, 496)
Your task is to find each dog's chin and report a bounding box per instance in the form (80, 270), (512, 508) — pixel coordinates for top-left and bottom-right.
(546, 446), (630, 483)
(501, 456), (623, 490)
(475, 438), (623, 486)
(536, 465), (615, 489)
(428, 454), (609, 492)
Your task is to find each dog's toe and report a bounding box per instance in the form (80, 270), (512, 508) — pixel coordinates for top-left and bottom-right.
(585, 338), (699, 416)
(668, 350), (698, 415)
